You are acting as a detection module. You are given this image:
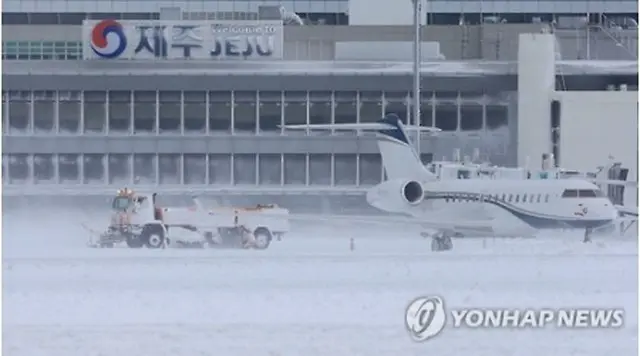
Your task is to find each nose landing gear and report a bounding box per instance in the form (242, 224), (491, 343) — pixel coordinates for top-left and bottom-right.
(583, 227), (593, 243)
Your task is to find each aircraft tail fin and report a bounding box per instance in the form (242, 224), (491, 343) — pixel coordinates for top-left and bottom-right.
(282, 113), (439, 182)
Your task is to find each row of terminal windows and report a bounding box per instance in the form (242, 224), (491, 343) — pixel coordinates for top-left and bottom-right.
(2, 41), (82, 60)
(445, 189), (603, 204)
(2, 12), (349, 26)
(1, 12), (636, 26)
(2, 90), (510, 134)
(4, 153), (434, 186)
(432, 12), (638, 27)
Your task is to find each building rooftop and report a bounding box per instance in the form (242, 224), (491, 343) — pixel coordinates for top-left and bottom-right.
(4, 59), (637, 76)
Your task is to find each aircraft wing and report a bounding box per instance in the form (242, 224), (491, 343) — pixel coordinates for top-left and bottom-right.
(280, 123), (441, 133)
(615, 205), (638, 217)
(284, 213), (496, 236)
(591, 179), (638, 187)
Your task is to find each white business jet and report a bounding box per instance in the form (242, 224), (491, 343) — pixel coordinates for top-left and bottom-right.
(283, 114), (620, 240)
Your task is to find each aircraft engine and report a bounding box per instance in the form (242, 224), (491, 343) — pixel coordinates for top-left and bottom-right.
(402, 180), (424, 205)
(366, 179), (424, 213)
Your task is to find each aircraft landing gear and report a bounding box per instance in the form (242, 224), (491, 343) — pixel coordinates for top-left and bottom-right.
(619, 220), (637, 236)
(431, 231), (453, 252)
(583, 227), (593, 243)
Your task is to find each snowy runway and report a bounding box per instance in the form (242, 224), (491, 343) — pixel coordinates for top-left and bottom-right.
(3, 217), (638, 356)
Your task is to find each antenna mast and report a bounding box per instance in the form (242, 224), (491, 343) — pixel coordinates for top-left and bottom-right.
(412, 0), (422, 157)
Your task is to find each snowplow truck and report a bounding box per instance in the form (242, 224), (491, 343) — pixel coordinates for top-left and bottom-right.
(87, 189), (289, 249)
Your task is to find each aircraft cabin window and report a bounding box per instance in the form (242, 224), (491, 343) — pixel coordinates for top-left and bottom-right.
(544, 194), (549, 202)
(515, 194), (520, 203)
(508, 194), (513, 202)
(561, 189), (579, 198)
(536, 194), (541, 203)
(522, 195), (527, 203)
(501, 194), (506, 201)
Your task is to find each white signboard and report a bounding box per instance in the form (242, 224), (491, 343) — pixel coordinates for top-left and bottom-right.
(82, 20), (284, 60)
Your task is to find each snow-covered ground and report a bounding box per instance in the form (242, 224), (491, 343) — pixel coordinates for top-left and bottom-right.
(3, 208), (638, 356)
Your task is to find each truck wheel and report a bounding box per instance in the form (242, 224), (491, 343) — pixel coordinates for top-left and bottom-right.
(141, 225), (165, 249)
(204, 231), (215, 245)
(253, 228), (272, 250)
(443, 236), (453, 251)
(430, 237), (440, 251)
(126, 235), (144, 248)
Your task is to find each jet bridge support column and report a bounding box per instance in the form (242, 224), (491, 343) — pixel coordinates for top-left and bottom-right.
(517, 33), (556, 170)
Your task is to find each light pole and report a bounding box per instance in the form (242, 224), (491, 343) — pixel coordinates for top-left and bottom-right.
(411, 0), (422, 157)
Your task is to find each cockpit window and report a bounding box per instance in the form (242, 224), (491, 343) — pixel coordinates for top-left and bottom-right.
(112, 196), (133, 210)
(577, 189), (605, 198)
(562, 189), (604, 198)
(577, 189), (596, 197)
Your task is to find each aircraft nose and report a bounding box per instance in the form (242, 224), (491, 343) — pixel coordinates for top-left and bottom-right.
(601, 202), (619, 220)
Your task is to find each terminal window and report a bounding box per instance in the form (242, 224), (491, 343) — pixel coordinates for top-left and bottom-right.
(2, 41), (82, 60)
(3, 90), (510, 135)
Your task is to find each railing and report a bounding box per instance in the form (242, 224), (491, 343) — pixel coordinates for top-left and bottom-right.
(2, 184), (371, 196)
(594, 14), (637, 59)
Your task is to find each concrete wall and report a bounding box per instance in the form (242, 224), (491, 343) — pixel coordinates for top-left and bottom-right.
(516, 32), (638, 186)
(7, 23), (636, 60)
(349, 0), (421, 26)
(556, 90), (638, 205)
(516, 33), (556, 170)
(515, 31), (638, 208)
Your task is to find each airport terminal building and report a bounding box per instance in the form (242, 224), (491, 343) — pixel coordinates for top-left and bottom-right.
(2, 0), (638, 208)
